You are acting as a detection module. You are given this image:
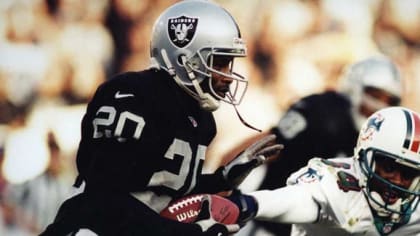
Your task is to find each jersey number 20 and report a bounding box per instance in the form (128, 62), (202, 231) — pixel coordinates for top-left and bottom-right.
(92, 106), (145, 142)
(91, 105), (203, 193)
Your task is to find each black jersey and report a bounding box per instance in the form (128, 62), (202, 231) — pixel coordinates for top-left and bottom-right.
(41, 69), (234, 235)
(255, 91), (359, 235)
(76, 68), (221, 198)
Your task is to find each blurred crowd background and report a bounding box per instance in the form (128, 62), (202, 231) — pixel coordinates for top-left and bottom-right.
(0, 0), (419, 235)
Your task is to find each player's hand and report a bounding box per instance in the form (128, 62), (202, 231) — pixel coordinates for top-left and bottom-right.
(227, 189), (258, 227)
(222, 134), (283, 188)
(195, 195), (240, 236)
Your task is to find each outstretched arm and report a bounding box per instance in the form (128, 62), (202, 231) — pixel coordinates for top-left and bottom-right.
(249, 185), (319, 224)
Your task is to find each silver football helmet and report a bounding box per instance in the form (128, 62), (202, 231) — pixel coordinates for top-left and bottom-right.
(150, 0), (247, 111)
(355, 107), (420, 223)
(339, 55), (402, 129)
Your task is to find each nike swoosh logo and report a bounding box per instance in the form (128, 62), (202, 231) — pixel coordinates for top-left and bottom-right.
(115, 91), (134, 99)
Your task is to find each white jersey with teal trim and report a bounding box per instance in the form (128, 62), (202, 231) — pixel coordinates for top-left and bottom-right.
(250, 157), (420, 236)
(286, 157), (420, 236)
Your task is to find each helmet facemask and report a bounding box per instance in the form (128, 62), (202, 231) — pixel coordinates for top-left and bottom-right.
(165, 45), (247, 112)
(359, 148), (420, 222)
(199, 48), (248, 105)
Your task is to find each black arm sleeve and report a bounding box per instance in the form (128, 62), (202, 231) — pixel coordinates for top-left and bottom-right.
(192, 167), (231, 194)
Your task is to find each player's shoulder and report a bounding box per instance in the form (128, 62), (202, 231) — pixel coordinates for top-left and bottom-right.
(286, 91), (353, 135)
(93, 69), (171, 99)
(308, 157), (357, 178)
(293, 91), (351, 112)
(272, 92), (342, 140)
(307, 157), (354, 170)
(288, 157), (359, 187)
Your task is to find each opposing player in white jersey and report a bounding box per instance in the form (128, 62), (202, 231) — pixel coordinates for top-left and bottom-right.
(231, 106), (420, 235)
(223, 55), (402, 235)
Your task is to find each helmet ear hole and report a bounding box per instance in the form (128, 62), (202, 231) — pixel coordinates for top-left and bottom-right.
(151, 48), (159, 58)
(177, 54), (186, 65)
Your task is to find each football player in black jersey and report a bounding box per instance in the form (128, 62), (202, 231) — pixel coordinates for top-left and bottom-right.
(40, 1), (282, 236)
(222, 55), (403, 236)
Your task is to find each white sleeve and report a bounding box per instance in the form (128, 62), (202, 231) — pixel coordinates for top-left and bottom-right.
(249, 185), (319, 224)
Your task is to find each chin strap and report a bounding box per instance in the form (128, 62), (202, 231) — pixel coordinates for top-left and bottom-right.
(159, 49), (261, 132)
(369, 191), (404, 221)
(233, 104), (262, 133)
(227, 93), (262, 133)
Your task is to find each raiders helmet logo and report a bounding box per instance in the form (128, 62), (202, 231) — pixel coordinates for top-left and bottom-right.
(168, 15), (198, 48)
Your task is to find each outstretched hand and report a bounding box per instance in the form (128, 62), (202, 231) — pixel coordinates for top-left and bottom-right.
(222, 134), (284, 188)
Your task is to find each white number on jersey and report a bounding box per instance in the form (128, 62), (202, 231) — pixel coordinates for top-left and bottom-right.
(92, 106), (145, 142)
(277, 110), (307, 139)
(91, 106), (204, 193)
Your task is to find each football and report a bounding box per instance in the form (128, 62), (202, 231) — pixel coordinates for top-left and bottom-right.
(160, 194), (239, 224)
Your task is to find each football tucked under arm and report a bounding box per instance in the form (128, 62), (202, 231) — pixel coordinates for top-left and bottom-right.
(160, 194), (240, 224)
